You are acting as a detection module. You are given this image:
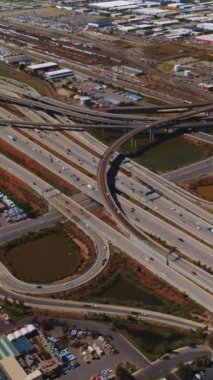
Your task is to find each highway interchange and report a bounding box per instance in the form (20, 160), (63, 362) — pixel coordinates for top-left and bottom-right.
(0, 81), (213, 319)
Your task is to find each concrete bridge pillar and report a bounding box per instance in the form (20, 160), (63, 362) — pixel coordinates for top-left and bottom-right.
(149, 128), (155, 142)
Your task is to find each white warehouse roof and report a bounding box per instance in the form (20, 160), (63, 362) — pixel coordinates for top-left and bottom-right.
(90, 0), (139, 9)
(197, 22), (213, 31)
(45, 68), (73, 77)
(7, 333), (15, 341)
(20, 327), (28, 336)
(13, 331), (22, 339)
(28, 62), (57, 70)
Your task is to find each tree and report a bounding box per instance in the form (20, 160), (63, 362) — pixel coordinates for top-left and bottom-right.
(207, 332), (213, 349)
(177, 363), (194, 380)
(116, 364), (135, 380)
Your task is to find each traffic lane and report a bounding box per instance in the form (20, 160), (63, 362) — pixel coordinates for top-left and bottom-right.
(0, 211), (63, 244)
(163, 157), (213, 183)
(119, 194), (213, 268)
(117, 175), (213, 242)
(0, 219), (107, 295)
(189, 132), (213, 145)
(133, 167), (213, 224)
(135, 347), (212, 380)
(3, 124), (211, 245)
(116, 172), (212, 245)
(52, 195), (213, 312)
(24, 128), (97, 175)
(21, 301), (210, 331)
(1, 127), (211, 306)
(0, 128), (100, 197)
(0, 153), (55, 195)
(16, 124), (213, 245)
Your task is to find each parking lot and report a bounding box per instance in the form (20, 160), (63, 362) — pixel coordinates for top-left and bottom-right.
(43, 318), (149, 380)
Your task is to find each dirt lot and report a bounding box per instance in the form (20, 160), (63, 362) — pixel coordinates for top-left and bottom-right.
(179, 174), (213, 202)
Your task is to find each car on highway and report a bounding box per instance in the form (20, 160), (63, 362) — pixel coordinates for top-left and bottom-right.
(92, 304), (101, 309)
(178, 238), (184, 242)
(192, 271), (197, 276)
(37, 285), (42, 289)
(162, 354), (170, 360)
(131, 311), (140, 316)
(102, 258), (107, 265)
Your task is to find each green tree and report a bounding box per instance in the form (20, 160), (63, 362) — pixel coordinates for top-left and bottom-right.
(177, 363), (194, 380)
(116, 364), (135, 380)
(207, 332), (213, 348)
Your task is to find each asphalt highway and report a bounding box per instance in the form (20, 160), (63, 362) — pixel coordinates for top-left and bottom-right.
(7, 122), (212, 246)
(51, 193), (213, 312)
(2, 126), (213, 268)
(2, 286), (211, 332)
(163, 157), (213, 183)
(189, 131), (213, 145)
(0, 127), (213, 300)
(0, 210), (63, 245)
(0, 91), (213, 309)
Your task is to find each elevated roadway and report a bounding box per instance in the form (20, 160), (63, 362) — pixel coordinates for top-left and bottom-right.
(163, 158), (213, 183)
(97, 104), (213, 270)
(107, 102), (213, 113)
(1, 118), (213, 132)
(0, 94), (211, 124)
(1, 151), (212, 310)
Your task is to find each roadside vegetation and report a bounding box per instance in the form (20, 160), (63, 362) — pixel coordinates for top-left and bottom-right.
(85, 314), (207, 362)
(60, 247), (208, 320)
(179, 174), (213, 202)
(0, 297), (31, 321)
(176, 355), (213, 380)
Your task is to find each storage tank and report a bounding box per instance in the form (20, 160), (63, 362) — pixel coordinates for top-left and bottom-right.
(174, 64), (181, 72)
(80, 96), (91, 106)
(184, 70), (191, 77)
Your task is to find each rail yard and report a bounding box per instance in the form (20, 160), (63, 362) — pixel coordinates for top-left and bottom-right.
(0, 1), (212, 380)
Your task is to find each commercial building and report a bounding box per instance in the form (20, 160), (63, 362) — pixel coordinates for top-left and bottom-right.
(0, 337), (19, 359)
(44, 68), (73, 81)
(26, 62), (58, 74)
(88, 20), (112, 28)
(4, 55), (32, 66)
(0, 356), (42, 380)
(195, 33), (213, 44)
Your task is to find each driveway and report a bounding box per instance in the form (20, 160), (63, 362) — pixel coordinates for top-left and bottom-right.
(135, 346), (212, 380)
